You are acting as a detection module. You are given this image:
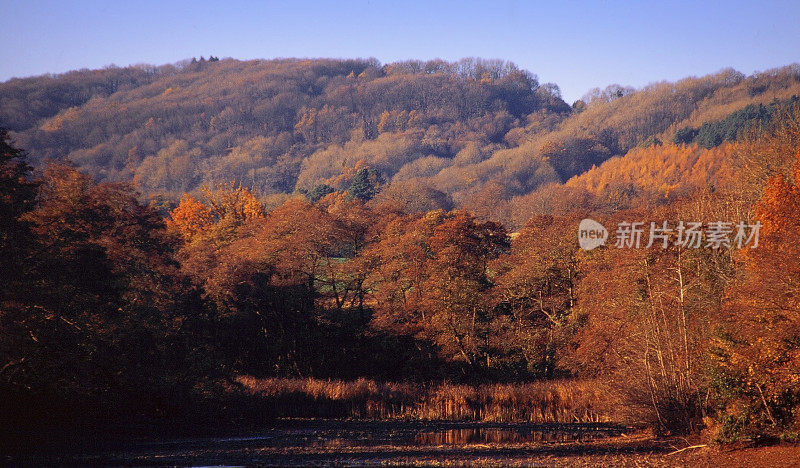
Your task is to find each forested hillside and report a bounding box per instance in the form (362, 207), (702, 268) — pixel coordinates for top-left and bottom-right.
(0, 58), (567, 201)
(3, 59), (800, 225)
(4, 58), (800, 447)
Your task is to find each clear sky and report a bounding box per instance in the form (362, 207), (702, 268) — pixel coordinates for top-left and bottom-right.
(3, 0), (799, 103)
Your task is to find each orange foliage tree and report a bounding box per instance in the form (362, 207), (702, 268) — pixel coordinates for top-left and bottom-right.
(167, 193), (212, 240)
(491, 215), (578, 377)
(714, 148), (800, 438)
(366, 210), (509, 370)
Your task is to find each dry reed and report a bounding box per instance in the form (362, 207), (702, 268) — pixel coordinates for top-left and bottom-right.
(235, 376), (613, 422)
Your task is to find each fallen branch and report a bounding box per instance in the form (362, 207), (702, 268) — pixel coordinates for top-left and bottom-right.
(667, 444), (708, 455)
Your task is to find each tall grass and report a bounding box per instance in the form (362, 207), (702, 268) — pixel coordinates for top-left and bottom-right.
(235, 376), (613, 423)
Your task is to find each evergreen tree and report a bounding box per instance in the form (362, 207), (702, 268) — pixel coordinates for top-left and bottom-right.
(347, 168), (381, 201)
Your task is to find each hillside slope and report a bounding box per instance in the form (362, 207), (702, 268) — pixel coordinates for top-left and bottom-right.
(2, 58), (799, 221)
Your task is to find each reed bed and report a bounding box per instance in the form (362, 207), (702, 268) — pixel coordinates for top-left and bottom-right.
(235, 376), (613, 422)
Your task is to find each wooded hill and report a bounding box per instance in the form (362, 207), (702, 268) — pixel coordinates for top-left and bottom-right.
(3, 58), (799, 226)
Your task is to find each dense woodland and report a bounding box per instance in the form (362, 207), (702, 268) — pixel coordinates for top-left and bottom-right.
(2, 59), (800, 445)
(4, 58), (800, 227)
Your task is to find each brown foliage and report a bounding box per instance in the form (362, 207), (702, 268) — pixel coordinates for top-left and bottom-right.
(366, 210), (509, 366)
(715, 144), (800, 435)
(237, 376), (611, 423)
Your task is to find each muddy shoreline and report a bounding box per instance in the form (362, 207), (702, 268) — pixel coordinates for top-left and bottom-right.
(6, 419), (800, 466)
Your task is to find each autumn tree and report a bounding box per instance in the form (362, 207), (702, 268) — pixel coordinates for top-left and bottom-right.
(1, 161), (199, 429)
(0, 130), (38, 302)
(491, 215), (578, 378)
(566, 207), (734, 434)
(713, 146), (800, 439)
(201, 181), (264, 224)
(366, 210), (509, 374)
(421, 212), (508, 369)
(173, 195), (349, 375)
(373, 179), (453, 213)
(167, 193), (213, 240)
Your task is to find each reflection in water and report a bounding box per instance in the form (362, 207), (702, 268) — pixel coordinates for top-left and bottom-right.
(294, 422), (622, 448)
(13, 421), (628, 465)
(415, 427), (597, 445)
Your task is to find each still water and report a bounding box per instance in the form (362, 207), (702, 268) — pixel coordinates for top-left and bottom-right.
(17, 420), (625, 466)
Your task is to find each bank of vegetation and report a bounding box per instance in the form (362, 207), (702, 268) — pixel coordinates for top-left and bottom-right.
(2, 60), (800, 450)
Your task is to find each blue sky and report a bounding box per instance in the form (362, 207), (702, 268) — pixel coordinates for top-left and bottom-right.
(3, 0), (799, 102)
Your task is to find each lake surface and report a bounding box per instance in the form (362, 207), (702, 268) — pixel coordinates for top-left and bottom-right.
(13, 419), (630, 466)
